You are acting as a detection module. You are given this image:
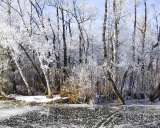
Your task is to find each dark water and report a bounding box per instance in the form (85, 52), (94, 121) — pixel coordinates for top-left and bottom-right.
(0, 104), (160, 128)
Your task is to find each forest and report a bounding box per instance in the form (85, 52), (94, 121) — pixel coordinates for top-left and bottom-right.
(0, 0), (160, 105)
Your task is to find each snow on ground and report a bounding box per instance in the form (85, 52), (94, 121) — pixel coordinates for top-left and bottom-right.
(0, 104), (41, 120)
(52, 104), (98, 109)
(124, 99), (160, 109)
(5, 95), (160, 111)
(114, 124), (135, 128)
(8, 95), (68, 103)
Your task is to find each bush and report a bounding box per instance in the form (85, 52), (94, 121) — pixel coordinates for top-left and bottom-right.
(60, 84), (80, 103)
(79, 86), (96, 104)
(60, 62), (99, 104)
(0, 77), (13, 95)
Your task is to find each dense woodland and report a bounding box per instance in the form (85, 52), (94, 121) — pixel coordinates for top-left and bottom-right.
(0, 0), (160, 104)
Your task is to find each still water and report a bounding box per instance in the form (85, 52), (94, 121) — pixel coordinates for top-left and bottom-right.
(0, 102), (160, 128)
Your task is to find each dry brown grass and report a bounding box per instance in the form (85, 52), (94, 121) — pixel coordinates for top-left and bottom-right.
(60, 84), (96, 104)
(79, 86), (96, 103)
(60, 84), (80, 103)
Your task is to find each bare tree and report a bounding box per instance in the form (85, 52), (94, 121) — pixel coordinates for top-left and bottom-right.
(129, 0), (137, 96)
(138, 0), (147, 92)
(7, 0), (32, 95)
(132, 0), (137, 62)
(60, 7), (68, 67)
(102, 0), (108, 60)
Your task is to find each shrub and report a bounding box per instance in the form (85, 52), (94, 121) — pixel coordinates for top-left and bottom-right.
(60, 84), (80, 103)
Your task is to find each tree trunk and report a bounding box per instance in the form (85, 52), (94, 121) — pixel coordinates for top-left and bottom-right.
(12, 52), (32, 95)
(79, 35), (83, 63)
(132, 0), (137, 62)
(38, 57), (52, 97)
(113, 0), (120, 85)
(113, 0), (119, 66)
(129, 0), (137, 97)
(61, 8), (67, 67)
(106, 70), (125, 105)
(141, 0), (147, 92)
(18, 43), (46, 89)
(102, 0), (108, 60)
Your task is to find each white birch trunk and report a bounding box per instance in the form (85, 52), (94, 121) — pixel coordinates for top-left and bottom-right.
(11, 51), (31, 95)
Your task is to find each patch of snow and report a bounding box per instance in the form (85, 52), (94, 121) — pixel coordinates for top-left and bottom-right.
(113, 124), (134, 128)
(8, 95), (68, 103)
(124, 99), (160, 109)
(0, 106), (41, 120)
(54, 104), (93, 108)
(0, 126), (11, 128)
(124, 104), (160, 110)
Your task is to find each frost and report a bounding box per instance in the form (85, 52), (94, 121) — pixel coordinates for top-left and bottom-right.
(8, 95), (68, 103)
(0, 104), (40, 120)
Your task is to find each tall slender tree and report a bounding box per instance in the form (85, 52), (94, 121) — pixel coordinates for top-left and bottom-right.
(102, 0), (108, 60)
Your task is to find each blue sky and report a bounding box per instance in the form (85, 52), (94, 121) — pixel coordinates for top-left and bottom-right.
(87, 0), (160, 16)
(87, 0), (160, 10)
(86, 0), (160, 27)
